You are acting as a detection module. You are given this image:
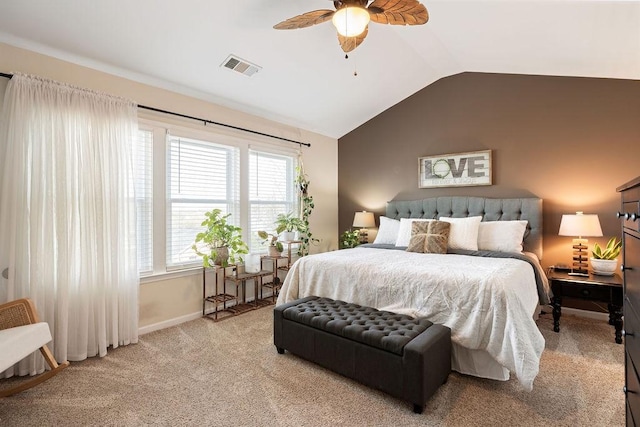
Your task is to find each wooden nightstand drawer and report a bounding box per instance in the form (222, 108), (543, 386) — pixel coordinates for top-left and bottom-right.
(559, 282), (610, 301)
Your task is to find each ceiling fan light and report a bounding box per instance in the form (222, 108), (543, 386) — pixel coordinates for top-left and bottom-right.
(332, 6), (370, 37)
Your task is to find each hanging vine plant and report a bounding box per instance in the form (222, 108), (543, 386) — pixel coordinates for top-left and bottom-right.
(296, 159), (318, 256)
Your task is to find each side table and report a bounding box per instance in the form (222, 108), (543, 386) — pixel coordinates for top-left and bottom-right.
(547, 269), (623, 344)
(202, 265), (236, 321)
(260, 255), (287, 303)
(260, 240), (300, 303)
(202, 265), (272, 321)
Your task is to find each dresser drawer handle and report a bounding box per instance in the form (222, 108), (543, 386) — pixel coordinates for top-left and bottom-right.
(623, 330), (634, 337)
(622, 264), (633, 271)
(633, 213), (639, 222)
(618, 212), (624, 219)
(625, 213), (631, 220)
(625, 386), (636, 395)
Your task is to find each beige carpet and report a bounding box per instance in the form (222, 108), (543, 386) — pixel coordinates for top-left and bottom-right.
(0, 308), (624, 426)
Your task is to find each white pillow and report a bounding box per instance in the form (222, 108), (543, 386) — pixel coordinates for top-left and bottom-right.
(478, 220), (528, 253)
(395, 218), (432, 247)
(372, 216), (400, 245)
(438, 216), (482, 250)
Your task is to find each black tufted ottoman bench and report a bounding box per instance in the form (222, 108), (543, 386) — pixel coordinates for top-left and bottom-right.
(273, 296), (451, 413)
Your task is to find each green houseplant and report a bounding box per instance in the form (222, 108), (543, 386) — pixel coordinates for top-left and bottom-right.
(592, 237), (622, 260)
(257, 230), (284, 256)
(192, 209), (248, 267)
(339, 229), (360, 249)
(275, 212), (305, 241)
(590, 237), (622, 275)
(295, 163), (319, 256)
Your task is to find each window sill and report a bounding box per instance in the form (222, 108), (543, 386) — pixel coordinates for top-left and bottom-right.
(140, 267), (202, 284)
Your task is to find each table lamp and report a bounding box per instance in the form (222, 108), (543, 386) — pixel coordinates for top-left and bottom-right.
(558, 211), (603, 276)
(353, 211), (375, 244)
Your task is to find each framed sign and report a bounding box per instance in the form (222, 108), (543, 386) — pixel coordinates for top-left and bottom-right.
(418, 150), (492, 188)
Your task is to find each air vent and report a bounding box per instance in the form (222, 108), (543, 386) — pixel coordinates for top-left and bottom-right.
(221, 55), (261, 77)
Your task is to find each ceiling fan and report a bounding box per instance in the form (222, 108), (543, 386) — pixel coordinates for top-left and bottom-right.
(274, 0), (429, 53)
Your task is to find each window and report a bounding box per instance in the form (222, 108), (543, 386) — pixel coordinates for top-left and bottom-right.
(135, 117), (300, 277)
(248, 150), (297, 252)
(166, 135), (240, 269)
(133, 128), (153, 275)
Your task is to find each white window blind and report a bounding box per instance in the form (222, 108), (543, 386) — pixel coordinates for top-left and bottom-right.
(134, 128), (153, 275)
(166, 135), (240, 268)
(249, 150), (296, 252)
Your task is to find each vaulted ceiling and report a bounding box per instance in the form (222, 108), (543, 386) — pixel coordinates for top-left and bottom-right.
(0, 1), (638, 139)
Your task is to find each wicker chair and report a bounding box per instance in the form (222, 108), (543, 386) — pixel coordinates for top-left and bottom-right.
(0, 298), (69, 397)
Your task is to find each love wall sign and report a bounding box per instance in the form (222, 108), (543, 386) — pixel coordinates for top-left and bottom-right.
(418, 150), (492, 188)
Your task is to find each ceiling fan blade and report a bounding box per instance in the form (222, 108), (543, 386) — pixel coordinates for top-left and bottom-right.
(338, 26), (369, 53)
(367, 0), (428, 25)
(273, 9), (335, 30)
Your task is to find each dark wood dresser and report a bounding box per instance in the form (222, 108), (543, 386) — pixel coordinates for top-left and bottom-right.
(619, 176), (640, 426)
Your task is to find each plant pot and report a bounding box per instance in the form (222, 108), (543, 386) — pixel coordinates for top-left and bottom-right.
(213, 247), (229, 266)
(268, 246), (282, 257)
(244, 253), (261, 273)
(590, 258), (617, 276)
(280, 231), (296, 242)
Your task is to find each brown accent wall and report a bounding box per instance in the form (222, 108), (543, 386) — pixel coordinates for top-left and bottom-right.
(338, 72), (640, 269)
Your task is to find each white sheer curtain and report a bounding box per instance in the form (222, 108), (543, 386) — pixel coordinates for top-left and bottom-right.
(0, 73), (139, 376)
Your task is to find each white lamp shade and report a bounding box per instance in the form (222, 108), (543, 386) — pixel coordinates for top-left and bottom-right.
(558, 212), (603, 237)
(353, 211), (375, 228)
(332, 6), (370, 37)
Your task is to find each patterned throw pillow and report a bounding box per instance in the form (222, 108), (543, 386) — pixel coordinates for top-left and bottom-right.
(406, 220), (451, 254)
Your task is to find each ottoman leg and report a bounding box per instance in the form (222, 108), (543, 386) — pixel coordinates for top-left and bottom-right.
(276, 347), (285, 354)
(413, 403), (424, 414)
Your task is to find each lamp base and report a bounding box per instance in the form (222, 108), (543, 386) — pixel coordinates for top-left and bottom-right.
(568, 271), (590, 277)
(571, 238), (590, 274)
(358, 229), (369, 244)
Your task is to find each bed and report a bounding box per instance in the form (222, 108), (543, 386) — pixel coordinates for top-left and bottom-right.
(276, 196), (550, 390)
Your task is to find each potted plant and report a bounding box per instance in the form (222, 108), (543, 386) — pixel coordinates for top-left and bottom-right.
(590, 237), (622, 276)
(258, 230), (284, 257)
(192, 209), (249, 267)
(275, 212), (305, 241)
(339, 229), (360, 249)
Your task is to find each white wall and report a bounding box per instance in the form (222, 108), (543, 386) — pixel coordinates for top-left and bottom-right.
(0, 42), (339, 331)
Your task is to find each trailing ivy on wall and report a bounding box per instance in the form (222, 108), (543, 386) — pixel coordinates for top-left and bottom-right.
(296, 158), (318, 256)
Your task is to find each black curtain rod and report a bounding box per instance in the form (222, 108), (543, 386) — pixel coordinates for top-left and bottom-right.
(139, 104), (310, 147)
(0, 72), (310, 148)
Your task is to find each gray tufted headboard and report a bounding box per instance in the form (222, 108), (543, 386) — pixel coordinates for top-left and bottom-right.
(386, 196), (543, 260)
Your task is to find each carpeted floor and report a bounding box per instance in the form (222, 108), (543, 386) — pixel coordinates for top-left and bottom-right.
(0, 307), (625, 426)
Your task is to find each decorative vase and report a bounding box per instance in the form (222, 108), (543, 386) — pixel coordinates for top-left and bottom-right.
(590, 258), (617, 276)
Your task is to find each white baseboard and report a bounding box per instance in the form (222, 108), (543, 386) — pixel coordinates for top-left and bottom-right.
(138, 290), (276, 336)
(561, 307), (610, 321)
(138, 311), (202, 335)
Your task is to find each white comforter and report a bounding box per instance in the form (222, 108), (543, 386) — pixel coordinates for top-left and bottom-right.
(277, 248), (545, 390)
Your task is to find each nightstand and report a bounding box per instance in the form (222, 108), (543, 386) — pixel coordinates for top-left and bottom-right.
(547, 269), (623, 343)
